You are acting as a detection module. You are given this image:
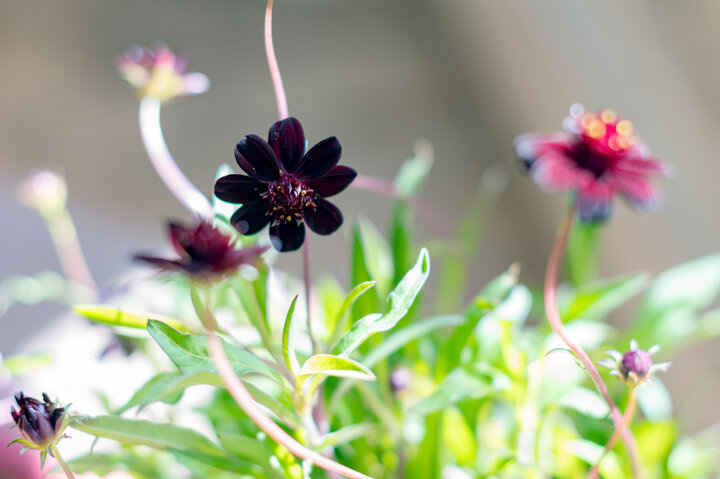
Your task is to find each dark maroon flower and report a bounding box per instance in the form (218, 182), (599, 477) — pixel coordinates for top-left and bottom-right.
(215, 117), (357, 252)
(135, 220), (268, 279)
(515, 104), (671, 222)
(10, 392), (64, 448)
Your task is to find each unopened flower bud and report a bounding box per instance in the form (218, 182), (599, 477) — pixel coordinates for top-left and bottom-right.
(10, 392), (65, 449)
(598, 340), (670, 386)
(17, 170), (68, 217)
(390, 367), (412, 394)
(621, 349), (652, 379)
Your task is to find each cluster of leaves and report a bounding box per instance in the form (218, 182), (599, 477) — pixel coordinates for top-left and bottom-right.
(6, 151), (720, 479)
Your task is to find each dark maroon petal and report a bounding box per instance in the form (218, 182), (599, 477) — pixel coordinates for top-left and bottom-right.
(269, 222), (306, 252)
(215, 174), (267, 204)
(134, 255), (189, 273)
(230, 200), (271, 235)
(305, 198), (343, 235)
(296, 137), (342, 179)
(576, 182), (613, 222)
(268, 117), (305, 173)
(308, 166), (357, 197)
(167, 222), (194, 256)
(234, 135), (281, 181)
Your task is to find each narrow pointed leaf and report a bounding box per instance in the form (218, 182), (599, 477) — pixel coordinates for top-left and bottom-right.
(73, 305), (191, 332)
(298, 354), (376, 381)
(281, 295), (300, 376)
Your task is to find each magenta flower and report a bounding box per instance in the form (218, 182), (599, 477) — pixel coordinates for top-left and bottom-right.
(135, 220), (268, 280)
(515, 104), (671, 222)
(215, 117), (357, 252)
(10, 392), (65, 449)
(117, 43), (209, 102)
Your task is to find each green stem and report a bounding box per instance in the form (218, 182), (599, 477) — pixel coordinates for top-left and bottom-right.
(50, 445), (76, 479)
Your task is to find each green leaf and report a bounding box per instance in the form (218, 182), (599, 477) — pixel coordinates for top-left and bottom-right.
(2, 353), (52, 376)
(441, 407), (476, 466)
(350, 225), (380, 319)
(412, 368), (493, 414)
(636, 379), (673, 421)
(218, 433), (272, 465)
(327, 281), (376, 349)
(319, 423), (377, 449)
(557, 387), (610, 419)
(72, 415), (226, 457)
(171, 449), (261, 476)
(561, 273), (648, 322)
(362, 314), (464, 368)
(336, 248), (430, 356)
(115, 371), (224, 414)
(356, 217), (394, 296)
(390, 203), (414, 288)
(147, 320), (284, 385)
(298, 354), (376, 381)
(639, 253), (720, 320)
(392, 139), (433, 197)
(281, 295), (300, 376)
(74, 305), (191, 332)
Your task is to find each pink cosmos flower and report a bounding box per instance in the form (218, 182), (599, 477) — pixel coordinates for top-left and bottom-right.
(515, 104), (671, 222)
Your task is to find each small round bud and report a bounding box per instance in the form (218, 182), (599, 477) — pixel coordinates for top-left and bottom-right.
(621, 349), (652, 379)
(10, 391), (65, 449)
(17, 170), (68, 217)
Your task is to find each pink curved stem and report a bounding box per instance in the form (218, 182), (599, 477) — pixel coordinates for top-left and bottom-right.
(265, 0), (289, 120)
(207, 333), (372, 479)
(587, 386), (637, 479)
(545, 206), (641, 478)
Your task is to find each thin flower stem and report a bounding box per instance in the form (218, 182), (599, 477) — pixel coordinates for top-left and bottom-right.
(45, 209), (98, 295)
(352, 174), (452, 237)
(265, 0), (289, 120)
(545, 205), (641, 478)
(50, 445), (76, 479)
(206, 333), (373, 479)
(303, 238), (318, 353)
(138, 96), (214, 220)
(587, 386), (638, 479)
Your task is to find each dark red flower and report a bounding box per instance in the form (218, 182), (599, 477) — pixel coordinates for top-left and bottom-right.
(515, 104), (671, 222)
(135, 220), (268, 279)
(215, 117), (357, 252)
(10, 392), (64, 448)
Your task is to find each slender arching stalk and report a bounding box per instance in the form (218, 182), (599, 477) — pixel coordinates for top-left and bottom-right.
(265, 0), (289, 120)
(544, 204), (641, 477)
(587, 386), (638, 479)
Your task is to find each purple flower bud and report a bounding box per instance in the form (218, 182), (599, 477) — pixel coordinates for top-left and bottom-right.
(390, 367), (412, 394)
(621, 349), (653, 379)
(10, 392), (64, 448)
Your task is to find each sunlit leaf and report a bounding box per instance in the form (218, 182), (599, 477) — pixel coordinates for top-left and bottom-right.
(115, 371), (224, 414)
(74, 305), (191, 332)
(336, 248), (430, 356)
(281, 295), (300, 376)
(561, 273), (648, 322)
(298, 354), (375, 381)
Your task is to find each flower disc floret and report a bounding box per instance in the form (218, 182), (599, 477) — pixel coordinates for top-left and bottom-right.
(515, 104), (671, 222)
(215, 117), (357, 252)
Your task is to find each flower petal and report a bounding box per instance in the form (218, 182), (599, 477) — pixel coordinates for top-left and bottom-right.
(215, 174), (267, 204)
(610, 173), (663, 212)
(530, 152), (594, 192)
(168, 222), (194, 256)
(577, 181), (613, 222)
(134, 256), (190, 274)
(230, 200), (271, 235)
(308, 166), (357, 197)
(305, 198), (343, 235)
(514, 132), (573, 169)
(268, 117), (305, 173)
(269, 221), (306, 252)
(296, 136), (342, 179)
(234, 135), (281, 181)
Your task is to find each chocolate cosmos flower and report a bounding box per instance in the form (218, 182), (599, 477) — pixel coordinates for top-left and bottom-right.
(135, 220), (268, 280)
(515, 104), (671, 222)
(10, 392), (64, 449)
(215, 118), (357, 252)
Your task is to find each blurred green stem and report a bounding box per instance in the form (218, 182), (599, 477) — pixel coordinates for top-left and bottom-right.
(50, 445), (76, 479)
(43, 208), (97, 296)
(544, 204), (641, 478)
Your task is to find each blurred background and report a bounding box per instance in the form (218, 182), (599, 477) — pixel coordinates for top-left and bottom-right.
(1, 0), (719, 433)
